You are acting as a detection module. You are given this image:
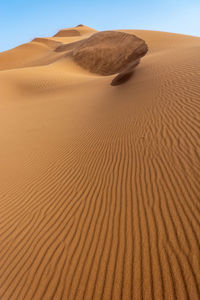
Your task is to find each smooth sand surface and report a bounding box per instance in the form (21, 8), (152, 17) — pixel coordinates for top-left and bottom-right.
(0, 26), (200, 300)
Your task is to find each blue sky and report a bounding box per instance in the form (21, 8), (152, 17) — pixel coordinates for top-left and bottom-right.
(0, 0), (200, 52)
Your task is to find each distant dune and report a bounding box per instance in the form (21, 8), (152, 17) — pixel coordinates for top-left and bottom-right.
(54, 25), (97, 37)
(0, 25), (199, 300)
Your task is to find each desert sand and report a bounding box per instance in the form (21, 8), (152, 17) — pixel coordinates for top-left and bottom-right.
(0, 25), (199, 300)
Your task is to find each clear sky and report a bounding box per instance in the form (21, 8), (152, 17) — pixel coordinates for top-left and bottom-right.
(0, 0), (200, 52)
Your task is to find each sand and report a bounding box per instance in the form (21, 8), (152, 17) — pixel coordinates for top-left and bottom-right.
(0, 26), (199, 300)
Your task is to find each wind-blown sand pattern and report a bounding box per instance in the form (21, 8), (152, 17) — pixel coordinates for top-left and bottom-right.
(0, 25), (200, 300)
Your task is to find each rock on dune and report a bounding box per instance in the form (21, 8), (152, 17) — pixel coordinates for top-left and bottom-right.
(110, 58), (140, 86)
(72, 31), (148, 85)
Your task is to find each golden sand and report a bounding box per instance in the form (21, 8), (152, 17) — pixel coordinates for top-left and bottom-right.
(0, 26), (199, 300)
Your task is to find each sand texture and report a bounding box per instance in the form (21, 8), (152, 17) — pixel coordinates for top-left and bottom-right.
(0, 26), (200, 300)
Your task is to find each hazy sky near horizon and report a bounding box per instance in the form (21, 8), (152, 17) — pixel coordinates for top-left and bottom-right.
(0, 0), (200, 52)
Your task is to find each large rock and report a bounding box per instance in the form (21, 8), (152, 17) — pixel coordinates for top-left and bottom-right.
(72, 31), (148, 82)
(111, 58), (140, 86)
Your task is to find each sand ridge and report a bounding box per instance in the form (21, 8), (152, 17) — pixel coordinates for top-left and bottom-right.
(0, 26), (200, 300)
(54, 25), (97, 37)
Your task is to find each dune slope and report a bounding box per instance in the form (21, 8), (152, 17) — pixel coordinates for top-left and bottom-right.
(0, 27), (200, 300)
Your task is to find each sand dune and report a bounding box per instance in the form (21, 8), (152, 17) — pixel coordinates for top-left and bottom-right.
(0, 26), (200, 300)
(54, 25), (97, 37)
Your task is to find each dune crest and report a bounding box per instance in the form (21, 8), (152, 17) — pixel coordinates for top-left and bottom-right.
(54, 25), (97, 37)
